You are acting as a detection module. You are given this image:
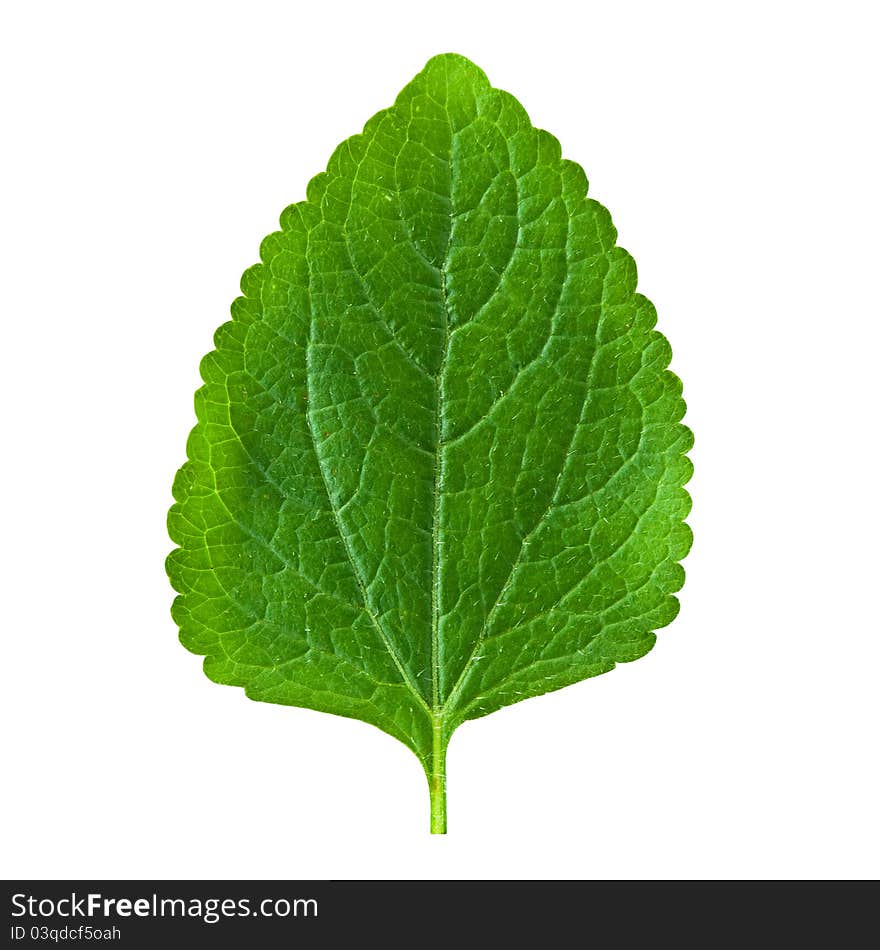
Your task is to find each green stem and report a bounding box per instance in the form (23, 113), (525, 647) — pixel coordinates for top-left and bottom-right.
(429, 714), (447, 834)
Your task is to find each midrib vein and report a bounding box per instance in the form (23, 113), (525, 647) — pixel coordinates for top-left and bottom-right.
(430, 72), (456, 718)
(431, 256), (450, 712)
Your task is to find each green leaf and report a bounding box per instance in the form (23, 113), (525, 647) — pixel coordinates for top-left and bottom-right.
(167, 53), (693, 833)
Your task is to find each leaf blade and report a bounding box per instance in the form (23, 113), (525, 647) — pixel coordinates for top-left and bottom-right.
(167, 52), (692, 805)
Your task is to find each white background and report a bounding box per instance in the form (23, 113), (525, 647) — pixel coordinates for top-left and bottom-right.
(2, 0), (878, 880)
